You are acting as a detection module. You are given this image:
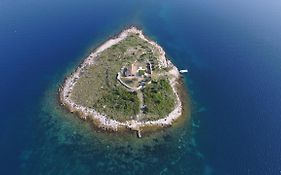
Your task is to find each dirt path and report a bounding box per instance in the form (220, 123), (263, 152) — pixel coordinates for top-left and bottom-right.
(136, 91), (144, 121)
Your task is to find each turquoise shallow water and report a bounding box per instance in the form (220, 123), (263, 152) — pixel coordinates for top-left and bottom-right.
(1, 0), (281, 174)
(19, 76), (201, 174)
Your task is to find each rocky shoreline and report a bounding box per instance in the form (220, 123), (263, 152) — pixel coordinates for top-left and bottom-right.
(59, 26), (183, 136)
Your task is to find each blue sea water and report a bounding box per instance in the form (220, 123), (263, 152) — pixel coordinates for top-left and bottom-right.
(1, 0), (281, 174)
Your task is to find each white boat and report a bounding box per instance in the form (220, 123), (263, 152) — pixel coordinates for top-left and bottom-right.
(179, 69), (188, 73)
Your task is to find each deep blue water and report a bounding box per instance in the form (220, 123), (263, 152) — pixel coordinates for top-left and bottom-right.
(1, 0), (281, 174)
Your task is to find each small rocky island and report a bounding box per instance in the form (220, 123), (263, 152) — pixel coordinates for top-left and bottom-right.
(59, 27), (184, 137)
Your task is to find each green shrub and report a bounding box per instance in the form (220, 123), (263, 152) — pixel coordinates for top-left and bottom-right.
(143, 79), (175, 117)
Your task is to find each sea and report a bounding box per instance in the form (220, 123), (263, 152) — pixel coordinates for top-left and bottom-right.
(1, 0), (281, 174)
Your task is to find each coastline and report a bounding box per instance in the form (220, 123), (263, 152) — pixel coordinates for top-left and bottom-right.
(59, 26), (184, 135)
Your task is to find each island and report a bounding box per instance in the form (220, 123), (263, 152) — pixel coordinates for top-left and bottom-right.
(59, 27), (184, 137)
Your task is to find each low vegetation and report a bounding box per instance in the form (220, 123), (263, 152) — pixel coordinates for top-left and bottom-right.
(93, 86), (140, 121)
(142, 78), (175, 120)
(70, 34), (176, 121)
